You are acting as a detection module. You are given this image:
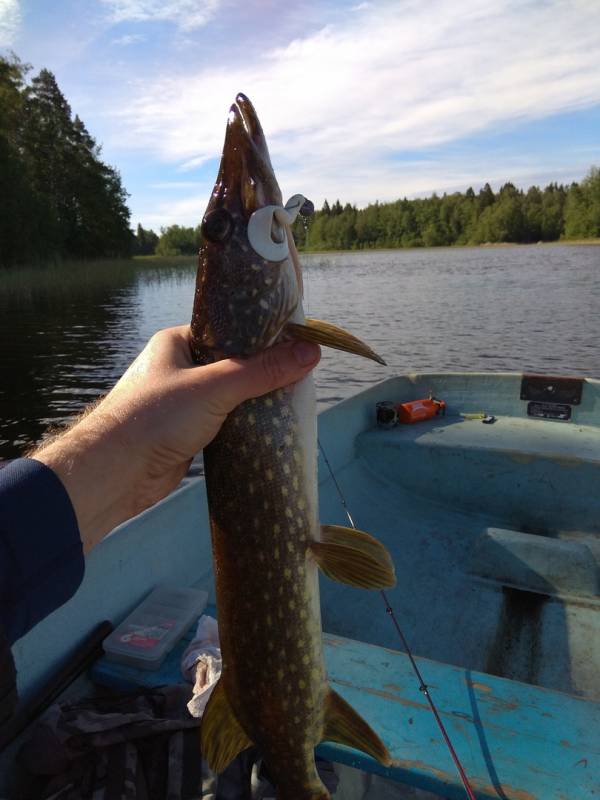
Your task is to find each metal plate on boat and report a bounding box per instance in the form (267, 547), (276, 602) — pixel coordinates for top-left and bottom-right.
(520, 374), (583, 405)
(527, 401), (572, 421)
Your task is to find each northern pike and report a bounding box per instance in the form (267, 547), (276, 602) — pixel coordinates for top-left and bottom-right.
(190, 94), (395, 800)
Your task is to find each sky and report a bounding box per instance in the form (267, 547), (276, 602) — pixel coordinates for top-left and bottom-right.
(2, 0), (600, 230)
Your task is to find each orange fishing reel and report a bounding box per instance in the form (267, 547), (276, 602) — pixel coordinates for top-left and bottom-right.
(376, 396), (446, 428)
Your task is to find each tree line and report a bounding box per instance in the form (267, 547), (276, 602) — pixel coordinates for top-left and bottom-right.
(135, 168), (599, 256)
(289, 169), (600, 251)
(1, 54), (131, 267)
(2, 52), (598, 266)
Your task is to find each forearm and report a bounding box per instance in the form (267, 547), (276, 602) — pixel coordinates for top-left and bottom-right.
(1, 328), (318, 645)
(31, 331), (320, 556)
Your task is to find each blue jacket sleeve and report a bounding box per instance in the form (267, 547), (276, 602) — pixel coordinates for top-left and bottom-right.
(0, 458), (84, 645)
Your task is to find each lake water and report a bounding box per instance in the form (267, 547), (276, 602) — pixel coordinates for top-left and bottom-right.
(1, 245), (599, 459)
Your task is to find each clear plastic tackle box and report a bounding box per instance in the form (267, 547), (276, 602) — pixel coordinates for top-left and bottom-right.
(102, 585), (208, 670)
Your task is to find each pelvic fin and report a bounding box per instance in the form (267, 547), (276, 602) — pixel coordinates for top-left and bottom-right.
(309, 524), (396, 589)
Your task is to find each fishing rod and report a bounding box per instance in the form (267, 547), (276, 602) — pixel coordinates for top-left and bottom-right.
(317, 439), (477, 800)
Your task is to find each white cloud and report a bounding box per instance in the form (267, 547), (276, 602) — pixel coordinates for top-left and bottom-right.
(0, 0), (19, 47)
(110, 0), (600, 218)
(134, 191), (211, 229)
(101, 0), (221, 30)
(112, 33), (145, 45)
(132, 154), (596, 229)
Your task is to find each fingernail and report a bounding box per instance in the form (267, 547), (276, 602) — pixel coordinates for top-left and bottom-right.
(292, 341), (320, 366)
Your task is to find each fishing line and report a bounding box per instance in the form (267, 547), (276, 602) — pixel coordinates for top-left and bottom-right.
(317, 439), (477, 800)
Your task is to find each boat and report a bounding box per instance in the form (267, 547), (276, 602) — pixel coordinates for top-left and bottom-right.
(2, 372), (600, 798)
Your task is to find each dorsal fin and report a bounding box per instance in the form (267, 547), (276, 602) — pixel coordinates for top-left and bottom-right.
(285, 318), (386, 365)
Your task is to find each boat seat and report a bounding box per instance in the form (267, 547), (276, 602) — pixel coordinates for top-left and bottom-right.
(91, 626), (600, 799)
(469, 526), (600, 599)
(356, 416), (600, 532)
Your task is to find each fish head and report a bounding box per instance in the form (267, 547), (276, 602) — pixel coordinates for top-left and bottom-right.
(191, 93), (304, 364)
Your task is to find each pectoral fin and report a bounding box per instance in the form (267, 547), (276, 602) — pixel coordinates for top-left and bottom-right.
(309, 524), (396, 589)
(285, 318), (386, 365)
(323, 688), (392, 766)
(201, 678), (253, 773)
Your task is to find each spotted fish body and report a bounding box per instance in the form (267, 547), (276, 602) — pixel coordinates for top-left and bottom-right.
(191, 95), (394, 799)
(204, 378), (326, 795)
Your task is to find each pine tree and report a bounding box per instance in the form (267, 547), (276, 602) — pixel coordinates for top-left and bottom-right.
(0, 56), (132, 266)
(22, 69), (74, 252)
(564, 168), (600, 238)
(541, 183), (566, 240)
(0, 54), (48, 266)
(477, 183), (495, 211)
(133, 224), (159, 255)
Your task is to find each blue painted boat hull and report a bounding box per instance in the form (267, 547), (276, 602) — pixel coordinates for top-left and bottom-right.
(4, 373), (600, 798)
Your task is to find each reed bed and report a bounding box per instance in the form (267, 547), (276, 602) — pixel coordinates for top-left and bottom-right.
(0, 256), (197, 300)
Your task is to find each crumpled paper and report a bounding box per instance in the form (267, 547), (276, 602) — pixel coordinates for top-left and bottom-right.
(180, 615), (222, 718)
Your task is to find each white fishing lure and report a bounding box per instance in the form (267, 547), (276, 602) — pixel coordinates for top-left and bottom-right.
(247, 194), (307, 261)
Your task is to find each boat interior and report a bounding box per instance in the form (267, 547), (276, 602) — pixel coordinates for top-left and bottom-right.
(3, 373), (600, 798)
(320, 373), (600, 699)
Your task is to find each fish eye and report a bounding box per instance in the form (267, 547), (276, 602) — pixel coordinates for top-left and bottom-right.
(202, 208), (234, 243)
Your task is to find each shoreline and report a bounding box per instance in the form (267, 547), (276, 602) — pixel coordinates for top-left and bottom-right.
(1, 239), (597, 276)
(297, 239), (600, 256)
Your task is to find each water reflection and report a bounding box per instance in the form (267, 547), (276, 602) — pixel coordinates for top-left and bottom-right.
(1, 245), (599, 458)
(0, 266), (191, 458)
(0, 272), (136, 456)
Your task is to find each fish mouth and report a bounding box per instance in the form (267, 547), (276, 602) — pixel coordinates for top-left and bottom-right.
(232, 94), (265, 152)
(213, 93), (283, 219)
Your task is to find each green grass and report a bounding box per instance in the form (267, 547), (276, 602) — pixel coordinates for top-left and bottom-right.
(558, 237), (600, 246)
(298, 238), (600, 254)
(133, 254), (198, 267)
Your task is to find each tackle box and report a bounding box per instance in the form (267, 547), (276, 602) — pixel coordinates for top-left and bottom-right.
(102, 585), (208, 670)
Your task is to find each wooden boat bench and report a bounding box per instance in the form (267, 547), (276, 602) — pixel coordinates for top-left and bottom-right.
(91, 622), (600, 800)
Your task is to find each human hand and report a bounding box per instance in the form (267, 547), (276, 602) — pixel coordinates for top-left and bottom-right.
(33, 326), (320, 553)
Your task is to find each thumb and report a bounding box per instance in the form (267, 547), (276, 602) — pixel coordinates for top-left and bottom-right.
(200, 340), (321, 414)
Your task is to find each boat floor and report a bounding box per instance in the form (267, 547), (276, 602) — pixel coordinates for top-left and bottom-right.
(91, 612), (600, 800)
(317, 418), (600, 701)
